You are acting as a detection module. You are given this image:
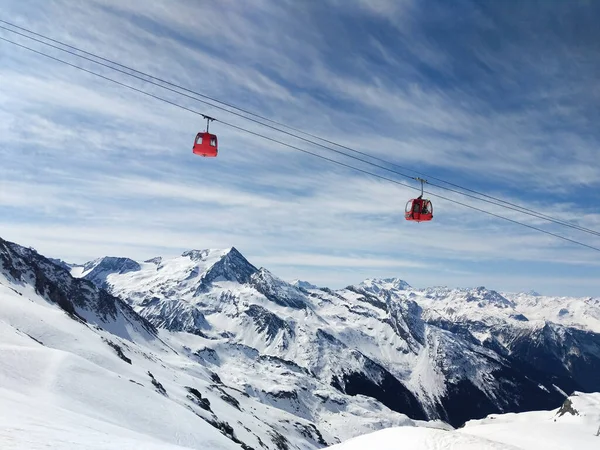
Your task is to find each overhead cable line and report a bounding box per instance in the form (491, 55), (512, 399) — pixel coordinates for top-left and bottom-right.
(2, 36), (600, 254)
(0, 19), (600, 236)
(1, 21), (599, 239)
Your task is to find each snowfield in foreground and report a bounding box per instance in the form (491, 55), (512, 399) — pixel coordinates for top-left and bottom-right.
(2, 237), (600, 449)
(459, 392), (600, 450)
(326, 427), (519, 450)
(328, 392), (600, 450)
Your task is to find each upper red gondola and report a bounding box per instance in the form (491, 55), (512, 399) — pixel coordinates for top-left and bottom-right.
(193, 115), (218, 157)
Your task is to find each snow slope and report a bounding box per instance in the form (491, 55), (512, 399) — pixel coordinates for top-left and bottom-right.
(326, 427), (520, 450)
(460, 392), (600, 450)
(0, 389), (200, 450)
(0, 287), (239, 450)
(326, 393), (600, 450)
(1, 238), (439, 449)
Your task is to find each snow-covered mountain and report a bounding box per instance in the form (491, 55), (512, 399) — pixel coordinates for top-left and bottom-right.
(73, 245), (600, 428)
(0, 238), (447, 449)
(3, 237), (600, 448)
(291, 279), (320, 290)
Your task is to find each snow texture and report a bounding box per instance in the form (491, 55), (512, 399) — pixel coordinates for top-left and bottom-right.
(2, 236), (600, 449)
(328, 392), (600, 449)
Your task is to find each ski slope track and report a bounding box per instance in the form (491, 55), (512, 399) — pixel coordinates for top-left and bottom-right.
(1, 236), (599, 449)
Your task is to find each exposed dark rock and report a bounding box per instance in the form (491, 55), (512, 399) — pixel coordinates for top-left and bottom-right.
(245, 305), (294, 345)
(316, 329), (342, 346)
(211, 385), (241, 410)
(335, 368), (427, 422)
(206, 418), (255, 450)
(186, 386), (212, 412)
(294, 422), (328, 446)
(268, 390), (297, 401)
(193, 247), (258, 293)
(345, 285), (387, 310)
(102, 338), (132, 364)
(507, 323), (600, 392)
(147, 371), (167, 396)
(0, 238), (157, 339)
(557, 398), (579, 417)
(249, 268), (306, 309)
(258, 355), (311, 376)
(194, 347), (220, 365)
(141, 299), (210, 334)
(437, 361), (571, 427)
(510, 313), (529, 322)
(268, 430), (289, 450)
(26, 334), (44, 346)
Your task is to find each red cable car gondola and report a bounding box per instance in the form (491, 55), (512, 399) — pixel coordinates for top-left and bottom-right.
(405, 178), (433, 222)
(193, 115), (218, 157)
(405, 198), (433, 222)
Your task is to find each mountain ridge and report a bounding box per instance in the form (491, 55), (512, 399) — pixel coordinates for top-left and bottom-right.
(67, 244), (600, 427)
(3, 236), (444, 449)
(3, 237), (599, 442)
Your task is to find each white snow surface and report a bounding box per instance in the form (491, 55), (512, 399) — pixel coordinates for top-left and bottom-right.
(459, 392), (600, 450)
(327, 392), (600, 449)
(326, 427), (520, 450)
(0, 286), (238, 450)
(1, 245), (440, 450)
(4, 241), (600, 449)
(291, 279), (320, 290)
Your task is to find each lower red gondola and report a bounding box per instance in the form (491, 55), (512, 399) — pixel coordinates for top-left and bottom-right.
(405, 198), (433, 222)
(192, 132), (218, 157)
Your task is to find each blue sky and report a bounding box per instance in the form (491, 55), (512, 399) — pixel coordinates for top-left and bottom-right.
(1, 0), (600, 296)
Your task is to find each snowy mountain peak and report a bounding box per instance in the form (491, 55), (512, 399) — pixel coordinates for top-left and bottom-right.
(195, 246), (258, 289)
(524, 289), (541, 296)
(5, 235), (600, 450)
(465, 286), (515, 308)
(0, 238), (157, 342)
(181, 248), (225, 261)
(80, 256), (141, 289)
(359, 277), (412, 294)
(83, 256), (140, 273)
(144, 256), (162, 265)
(291, 279), (319, 290)
(250, 268), (307, 309)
